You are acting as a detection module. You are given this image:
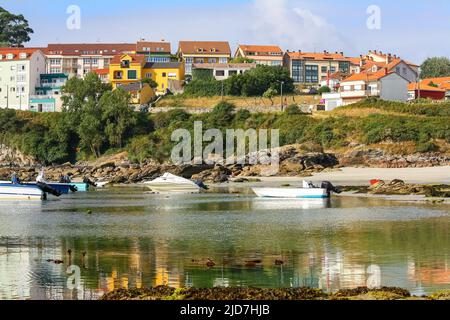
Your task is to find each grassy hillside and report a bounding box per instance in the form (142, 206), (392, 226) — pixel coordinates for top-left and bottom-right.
(0, 98), (449, 165)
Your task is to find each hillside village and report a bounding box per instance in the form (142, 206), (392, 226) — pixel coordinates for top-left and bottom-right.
(1, 41), (449, 113)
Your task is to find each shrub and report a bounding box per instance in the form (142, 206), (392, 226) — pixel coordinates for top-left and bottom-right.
(318, 86), (331, 94)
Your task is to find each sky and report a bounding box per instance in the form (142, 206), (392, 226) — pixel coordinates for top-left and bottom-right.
(2, 0), (450, 63)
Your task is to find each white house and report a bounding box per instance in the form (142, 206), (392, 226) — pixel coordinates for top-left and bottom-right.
(0, 48), (46, 110)
(192, 63), (257, 80)
(321, 68), (409, 109)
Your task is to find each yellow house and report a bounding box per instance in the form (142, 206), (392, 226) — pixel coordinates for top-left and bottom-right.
(109, 54), (185, 97)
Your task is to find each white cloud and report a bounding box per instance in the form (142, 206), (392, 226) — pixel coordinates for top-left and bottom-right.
(250, 0), (347, 51)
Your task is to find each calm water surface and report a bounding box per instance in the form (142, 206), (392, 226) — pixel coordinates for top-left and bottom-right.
(0, 187), (449, 300)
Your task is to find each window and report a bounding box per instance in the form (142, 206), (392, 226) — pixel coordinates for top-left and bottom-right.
(168, 73), (177, 77)
(305, 65), (319, 83)
(215, 70), (225, 77)
(229, 70), (237, 76)
(219, 57), (228, 64)
(354, 84), (362, 90)
(121, 60), (130, 68)
(185, 57), (194, 64)
(11, 65), (16, 71)
(271, 61), (282, 66)
(127, 70), (137, 79)
(292, 60), (304, 83)
(50, 59), (61, 65)
(196, 58), (204, 64)
(92, 58), (99, 65)
(330, 66), (336, 73)
(403, 67), (407, 75)
(6, 54), (13, 60)
(338, 61), (350, 73)
(17, 64), (26, 72)
(162, 72), (167, 77)
(321, 66), (328, 73)
(343, 85), (351, 91)
(50, 68), (61, 74)
(17, 75), (26, 82)
(208, 58), (217, 63)
(396, 66), (400, 73)
(145, 72), (152, 78)
(104, 59), (110, 67)
(83, 58), (91, 64)
(10, 87), (15, 92)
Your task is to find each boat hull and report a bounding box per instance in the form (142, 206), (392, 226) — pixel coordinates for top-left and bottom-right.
(145, 183), (201, 194)
(0, 184), (44, 200)
(252, 187), (329, 199)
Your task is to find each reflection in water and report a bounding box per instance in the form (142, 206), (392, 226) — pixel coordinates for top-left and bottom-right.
(0, 189), (449, 300)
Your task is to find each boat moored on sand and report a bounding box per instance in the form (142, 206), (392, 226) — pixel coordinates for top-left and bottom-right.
(145, 173), (206, 194)
(252, 181), (341, 199)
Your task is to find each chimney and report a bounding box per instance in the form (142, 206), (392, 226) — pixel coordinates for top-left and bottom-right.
(340, 51), (344, 56)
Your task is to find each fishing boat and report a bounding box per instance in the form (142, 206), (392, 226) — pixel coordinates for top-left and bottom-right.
(144, 173), (204, 194)
(252, 181), (341, 199)
(0, 183), (45, 200)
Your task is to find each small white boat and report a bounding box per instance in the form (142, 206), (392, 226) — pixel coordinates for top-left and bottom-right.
(252, 181), (340, 199)
(95, 181), (109, 188)
(252, 187), (329, 199)
(144, 173), (202, 194)
(0, 183), (45, 200)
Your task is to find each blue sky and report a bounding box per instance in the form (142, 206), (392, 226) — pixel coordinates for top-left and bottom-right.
(2, 0), (450, 63)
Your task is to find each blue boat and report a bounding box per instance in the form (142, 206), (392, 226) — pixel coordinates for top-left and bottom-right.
(70, 182), (89, 192)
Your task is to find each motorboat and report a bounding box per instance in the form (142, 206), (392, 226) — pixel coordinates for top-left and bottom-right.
(144, 173), (204, 194)
(0, 183), (45, 200)
(252, 181), (341, 199)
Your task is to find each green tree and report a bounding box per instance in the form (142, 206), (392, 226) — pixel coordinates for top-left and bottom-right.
(78, 101), (105, 158)
(0, 7), (34, 47)
(100, 89), (137, 148)
(318, 86), (331, 94)
(263, 87), (278, 105)
(420, 57), (450, 79)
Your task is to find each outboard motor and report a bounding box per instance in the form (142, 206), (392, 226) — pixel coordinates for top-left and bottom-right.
(83, 176), (97, 187)
(37, 182), (62, 197)
(321, 181), (342, 197)
(194, 180), (209, 190)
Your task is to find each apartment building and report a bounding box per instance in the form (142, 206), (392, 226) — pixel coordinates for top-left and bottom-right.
(177, 41), (231, 75)
(0, 48), (46, 110)
(283, 51), (359, 85)
(44, 43), (136, 78)
(29, 73), (68, 112)
(234, 45), (283, 66)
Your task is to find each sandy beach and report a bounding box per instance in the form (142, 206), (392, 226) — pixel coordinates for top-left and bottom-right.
(246, 166), (450, 186)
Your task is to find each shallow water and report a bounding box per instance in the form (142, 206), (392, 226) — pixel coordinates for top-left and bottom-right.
(0, 187), (449, 300)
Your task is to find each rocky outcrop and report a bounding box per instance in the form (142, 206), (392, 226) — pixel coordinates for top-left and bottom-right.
(338, 148), (450, 168)
(0, 144), (38, 167)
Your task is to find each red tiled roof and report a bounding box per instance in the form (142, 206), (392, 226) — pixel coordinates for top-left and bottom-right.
(92, 68), (109, 75)
(0, 48), (42, 61)
(341, 69), (394, 83)
(193, 63), (257, 69)
(136, 41), (171, 53)
(408, 82), (446, 92)
(238, 44), (283, 55)
(45, 43), (136, 56)
(178, 41), (231, 55)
